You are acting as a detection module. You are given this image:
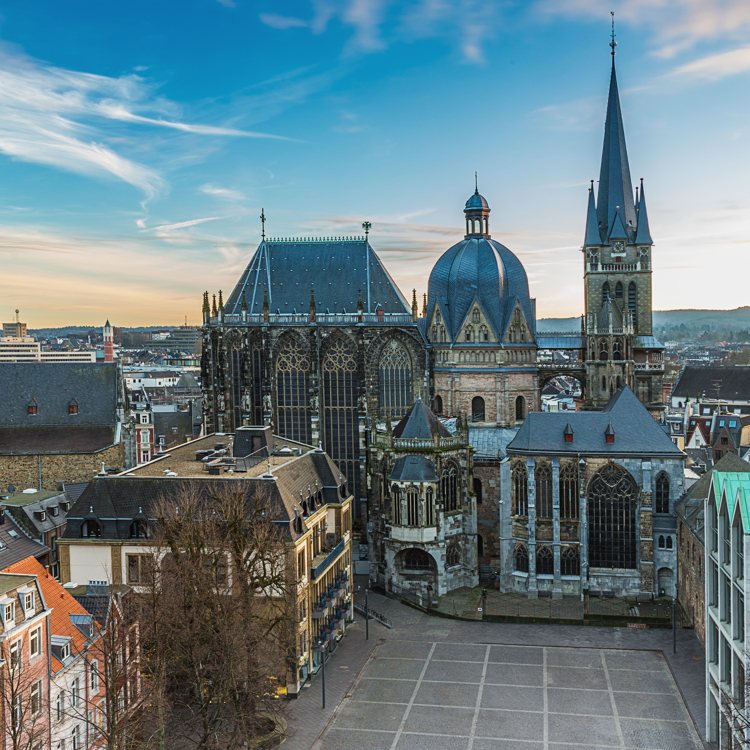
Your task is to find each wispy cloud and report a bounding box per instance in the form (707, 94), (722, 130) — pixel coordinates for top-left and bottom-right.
(670, 45), (750, 80)
(260, 13), (308, 30)
(0, 44), (289, 202)
(150, 216), (228, 233)
(200, 183), (246, 201)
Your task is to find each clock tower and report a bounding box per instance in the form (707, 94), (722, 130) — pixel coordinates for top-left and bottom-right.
(582, 45), (664, 411)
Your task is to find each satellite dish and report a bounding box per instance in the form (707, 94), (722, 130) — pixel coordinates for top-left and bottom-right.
(7, 485), (15, 494)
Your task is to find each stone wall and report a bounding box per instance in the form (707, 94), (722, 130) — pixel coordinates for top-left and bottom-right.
(475, 462), (501, 571)
(0, 443), (125, 492)
(677, 517), (705, 645)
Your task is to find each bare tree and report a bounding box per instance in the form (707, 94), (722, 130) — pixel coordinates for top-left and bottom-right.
(1, 638), (49, 750)
(140, 481), (296, 750)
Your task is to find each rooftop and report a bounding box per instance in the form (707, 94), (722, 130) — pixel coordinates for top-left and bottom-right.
(0, 572), (35, 597)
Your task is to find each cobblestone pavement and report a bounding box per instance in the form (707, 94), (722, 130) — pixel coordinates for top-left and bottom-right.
(283, 586), (707, 750)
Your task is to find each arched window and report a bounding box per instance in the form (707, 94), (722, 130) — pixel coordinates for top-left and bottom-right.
(508, 325), (516, 343)
(514, 543), (529, 573)
(472, 309), (480, 323)
(658, 535), (665, 549)
(480, 325), (489, 342)
(425, 487), (435, 525)
(477, 535), (484, 556)
(473, 477), (483, 505)
(391, 484), (402, 525)
(536, 546), (553, 575)
(535, 463), (552, 519)
(628, 282), (637, 326)
(561, 547), (580, 576)
(446, 546), (460, 567)
(602, 281), (610, 302)
(655, 473), (670, 514)
(403, 548), (431, 570)
(432, 327), (437, 341)
(613, 340), (622, 361)
(323, 339), (359, 501)
(442, 465), (458, 512)
(588, 464), (637, 569)
(433, 395), (443, 414)
(520, 326), (526, 343)
(602, 376), (607, 392)
(471, 396), (485, 422)
(599, 339), (608, 361)
(465, 326), (474, 342)
(515, 396), (525, 421)
(276, 338), (312, 445)
(559, 462), (578, 519)
(615, 282), (623, 298)
(406, 487), (419, 526)
(512, 462), (528, 516)
(379, 340), (411, 418)
(666, 536), (673, 550)
(440, 326), (446, 342)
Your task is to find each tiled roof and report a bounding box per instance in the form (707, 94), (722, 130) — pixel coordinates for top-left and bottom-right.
(388, 456), (438, 482)
(508, 385), (683, 457)
(0, 514), (49, 568)
(469, 426), (520, 460)
(672, 366), (750, 401)
(3, 556), (98, 671)
(0, 425), (117, 455)
(393, 398), (450, 439)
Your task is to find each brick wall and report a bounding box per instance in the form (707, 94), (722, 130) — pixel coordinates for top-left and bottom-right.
(677, 517), (705, 645)
(474, 462), (501, 569)
(0, 443), (125, 491)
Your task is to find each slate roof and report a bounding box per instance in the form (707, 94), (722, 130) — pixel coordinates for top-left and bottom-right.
(507, 385), (684, 457)
(4, 491), (70, 539)
(0, 426), (117, 455)
(63, 482), (90, 503)
(426, 229), (535, 344)
(388, 456), (438, 482)
(672, 366), (750, 402)
(536, 335), (585, 350)
(393, 398), (451, 439)
(224, 239), (411, 316)
(0, 363), (118, 427)
(0, 513), (49, 569)
(469, 426), (520, 460)
(154, 411), (193, 448)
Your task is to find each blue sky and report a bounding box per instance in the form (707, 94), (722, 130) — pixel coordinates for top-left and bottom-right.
(0, 0), (749, 326)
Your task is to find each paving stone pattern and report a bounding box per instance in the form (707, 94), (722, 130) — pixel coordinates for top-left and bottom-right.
(285, 585), (708, 750)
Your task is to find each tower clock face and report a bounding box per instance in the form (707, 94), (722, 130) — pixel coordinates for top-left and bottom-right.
(612, 241), (625, 254)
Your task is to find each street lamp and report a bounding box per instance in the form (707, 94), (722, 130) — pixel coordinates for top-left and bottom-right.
(312, 637), (328, 709)
(358, 585), (369, 640)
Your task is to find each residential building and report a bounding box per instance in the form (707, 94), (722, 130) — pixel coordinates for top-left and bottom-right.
(57, 426), (353, 696)
(0, 362), (132, 490)
(0, 570), (51, 749)
(672, 365), (750, 411)
(704, 472), (750, 748)
(0, 509), (50, 570)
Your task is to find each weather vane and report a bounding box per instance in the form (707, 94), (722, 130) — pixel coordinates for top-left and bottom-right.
(362, 221), (372, 240)
(610, 11), (617, 56)
(260, 208), (266, 239)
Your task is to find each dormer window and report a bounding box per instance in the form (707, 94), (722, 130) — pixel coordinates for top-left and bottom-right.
(24, 591), (34, 612)
(61, 642), (71, 660)
(51, 506), (59, 517)
(605, 423), (615, 444)
(2, 600), (14, 624)
(564, 423), (574, 443)
(69, 399), (79, 415)
(82, 519), (101, 538)
(129, 519), (148, 539)
(28, 400), (38, 415)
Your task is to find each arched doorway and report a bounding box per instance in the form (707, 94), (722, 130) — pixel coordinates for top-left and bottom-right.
(658, 567), (674, 597)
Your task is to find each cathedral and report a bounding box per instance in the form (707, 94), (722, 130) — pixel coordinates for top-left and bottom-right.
(202, 48), (678, 600)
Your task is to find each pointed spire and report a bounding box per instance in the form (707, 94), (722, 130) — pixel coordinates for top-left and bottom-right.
(211, 294), (217, 317)
(608, 208), (628, 240)
(202, 292), (209, 313)
(422, 293), (428, 318)
(596, 51), (636, 242)
(218, 289), (224, 311)
(635, 178), (653, 244)
(411, 289), (418, 322)
(584, 181), (601, 245)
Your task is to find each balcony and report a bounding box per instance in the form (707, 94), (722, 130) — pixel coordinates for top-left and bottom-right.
(310, 536), (347, 581)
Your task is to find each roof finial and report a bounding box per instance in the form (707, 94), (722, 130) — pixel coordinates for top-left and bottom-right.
(362, 221), (371, 240)
(610, 11), (617, 57)
(260, 208), (266, 239)
(474, 171), (478, 194)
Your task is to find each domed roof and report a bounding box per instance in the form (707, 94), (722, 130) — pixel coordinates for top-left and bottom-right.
(464, 189), (490, 212)
(426, 235), (535, 343)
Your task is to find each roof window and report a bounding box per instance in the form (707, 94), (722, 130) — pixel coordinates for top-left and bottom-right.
(563, 423), (574, 443)
(605, 422), (615, 444)
(69, 399), (79, 415)
(27, 399), (38, 415)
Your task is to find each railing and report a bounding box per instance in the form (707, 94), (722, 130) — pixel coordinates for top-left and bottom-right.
(392, 437), (461, 449)
(310, 537), (347, 581)
(218, 312), (416, 326)
(587, 262), (648, 273)
(537, 362), (585, 370)
(634, 362), (664, 371)
(265, 235), (367, 243)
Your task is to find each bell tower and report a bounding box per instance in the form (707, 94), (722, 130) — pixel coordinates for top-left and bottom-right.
(582, 29), (663, 411)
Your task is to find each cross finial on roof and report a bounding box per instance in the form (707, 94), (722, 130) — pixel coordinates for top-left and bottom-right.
(260, 208), (266, 239)
(610, 11), (617, 56)
(474, 171), (478, 193)
(362, 221), (371, 239)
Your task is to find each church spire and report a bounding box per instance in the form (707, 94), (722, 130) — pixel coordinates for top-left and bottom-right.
(584, 181), (601, 245)
(596, 47), (636, 242)
(635, 178), (653, 244)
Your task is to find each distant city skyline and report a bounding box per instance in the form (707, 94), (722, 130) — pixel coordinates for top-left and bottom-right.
(1, 0), (749, 326)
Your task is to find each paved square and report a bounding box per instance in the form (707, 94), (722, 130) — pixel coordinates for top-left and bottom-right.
(321, 640), (703, 750)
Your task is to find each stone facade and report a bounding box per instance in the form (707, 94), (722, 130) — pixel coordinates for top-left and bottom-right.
(0, 443), (125, 492)
(677, 515), (705, 644)
(474, 462), (502, 571)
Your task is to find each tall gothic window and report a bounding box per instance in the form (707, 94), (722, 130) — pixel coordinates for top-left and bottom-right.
(535, 463), (552, 519)
(391, 485), (402, 525)
(613, 340), (622, 361)
(472, 309), (480, 323)
(512, 462), (528, 516)
(615, 281), (623, 299)
(230, 340), (242, 431)
(588, 463), (637, 569)
(251, 341), (263, 425)
(406, 487), (419, 526)
(599, 339), (608, 361)
(471, 396), (485, 422)
(442, 465), (458, 512)
(473, 477), (483, 505)
(323, 339), (360, 502)
(561, 547), (580, 576)
(465, 326), (474, 342)
(276, 338), (311, 445)
(379, 340), (411, 418)
(536, 546), (553, 575)
(446, 546), (460, 567)
(655, 473), (670, 514)
(602, 281), (610, 302)
(628, 282), (637, 326)
(514, 543), (529, 573)
(515, 396), (525, 421)
(425, 487), (435, 525)
(559, 462), (579, 519)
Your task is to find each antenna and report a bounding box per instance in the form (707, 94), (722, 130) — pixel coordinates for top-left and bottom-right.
(610, 11), (617, 56)
(260, 208), (266, 239)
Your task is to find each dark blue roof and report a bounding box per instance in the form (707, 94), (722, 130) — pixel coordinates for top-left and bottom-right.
(465, 190), (489, 212)
(427, 236), (535, 342)
(224, 239), (410, 316)
(393, 398), (451, 439)
(388, 456), (438, 482)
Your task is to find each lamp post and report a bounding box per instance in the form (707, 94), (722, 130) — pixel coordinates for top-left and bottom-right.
(312, 637), (328, 709)
(358, 585), (369, 640)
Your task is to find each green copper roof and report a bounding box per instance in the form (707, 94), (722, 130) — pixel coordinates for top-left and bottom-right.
(710, 471), (750, 529)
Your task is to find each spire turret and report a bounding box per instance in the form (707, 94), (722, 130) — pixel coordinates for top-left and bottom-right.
(635, 178), (653, 245)
(596, 55), (636, 242)
(584, 181), (601, 245)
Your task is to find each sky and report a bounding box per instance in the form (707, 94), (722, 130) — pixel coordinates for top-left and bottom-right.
(0, 0), (749, 327)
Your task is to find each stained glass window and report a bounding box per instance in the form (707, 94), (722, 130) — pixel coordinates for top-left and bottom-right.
(535, 463), (552, 519)
(512, 462), (528, 516)
(559, 462), (578, 519)
(276, 338), (311, 445)
(561, 547), (580, 576)
(379, 340), (411, 418)
(536, 545), (553, 575)
(514, 543), (529, 573)
(655, 473), (670, 514)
